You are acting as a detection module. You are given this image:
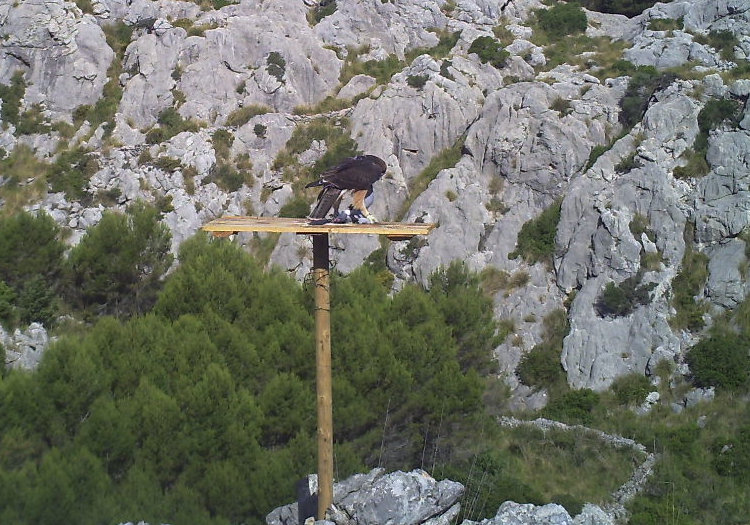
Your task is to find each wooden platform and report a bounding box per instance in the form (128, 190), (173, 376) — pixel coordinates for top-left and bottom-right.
(202, 216), (435, 241)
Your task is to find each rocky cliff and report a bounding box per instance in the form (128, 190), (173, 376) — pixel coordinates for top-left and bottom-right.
(1, 0), (749, 403)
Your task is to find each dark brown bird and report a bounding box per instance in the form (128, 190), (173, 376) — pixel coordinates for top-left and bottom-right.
(305, 155), (386, 223)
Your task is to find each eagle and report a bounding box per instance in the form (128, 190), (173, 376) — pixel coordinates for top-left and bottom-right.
(305, 155), (386, 223)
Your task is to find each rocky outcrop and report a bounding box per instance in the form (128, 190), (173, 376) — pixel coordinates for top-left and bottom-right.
(0, 0), (113, 118)
(1, 322), (50, 370)
(1, 0), (748, 398)
(266, 468), (464, 525)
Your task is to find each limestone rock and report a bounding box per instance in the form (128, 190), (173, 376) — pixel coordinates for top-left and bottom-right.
(267, 468), (464, 525)
(0, 0), (113, 119)
(1, 322), (50, 371)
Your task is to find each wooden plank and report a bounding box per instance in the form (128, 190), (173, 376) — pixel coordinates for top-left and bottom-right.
(201, 216), (434, 238)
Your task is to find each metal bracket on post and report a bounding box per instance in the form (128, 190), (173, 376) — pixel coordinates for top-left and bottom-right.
(312, 233), (333, 520)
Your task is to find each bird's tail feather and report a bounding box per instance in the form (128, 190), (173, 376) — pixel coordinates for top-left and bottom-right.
(309, 187), (342, 218)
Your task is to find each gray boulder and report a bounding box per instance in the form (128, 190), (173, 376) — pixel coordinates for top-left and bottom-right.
(462, 501), (573, 525)
(267, 468), (464, 525)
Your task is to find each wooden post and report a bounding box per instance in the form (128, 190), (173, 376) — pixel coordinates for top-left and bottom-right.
(312, 233), (333, 520)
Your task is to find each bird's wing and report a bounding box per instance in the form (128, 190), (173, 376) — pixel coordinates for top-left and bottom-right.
(308, 186), (343, 219)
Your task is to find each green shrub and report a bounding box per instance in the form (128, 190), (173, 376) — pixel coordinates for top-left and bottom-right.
(208, 161), (248, 192)
(0, 71), (26, 129)
(48, 148), (100, 202)
(212, 129), (234, 160)
(615, 152), (640, 173)
(694, 30), (739, 61)
(146, 107), (200, 144)
(647, 17), (683, 32)
(225, 105), (270, 127)
(517, 309), (569, 391)
(595, 272), (656, 317)
(266, 52), (286, 83)
(535, 2), (587, 38)
(407, 74), (429, 89)
(307, 0), (336, 25)
(610, 373), (654, 406)
(542, 388), (600, 425)
(687, 328), (749, 391)
(673, 148), (710, 179)
(670, 226), (709, 331)
(468, 36), (510, 69)
(620, 67), (676, 130)
(253, 124), (267, 138)
(279, 196), (311, 218)
(509, 199), (562, 265)
(66, 201), (172, 317)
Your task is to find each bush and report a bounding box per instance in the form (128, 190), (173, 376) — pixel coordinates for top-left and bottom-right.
(468, 36), (510, 69)
(66, 201), (173, 317)
(595, 273), (656, 317)
(620, 67), (676, 130)
(406, 74), (429, 89)
(225, 105), (270, 127)
(266, 52), (286, 83)
(308, 0), (336, 25)
(670, 227), (709, 331)
(535, 2), (587, 38)
(0, 71), (26, 128)
(687, 329), (749, 391)
(516, 309), (569, 391)
(542, 389), (600, 425)
(610, 373), (654, 406)
(509, 199), (562, 265)
(47, 147), (100, 203)
(278, 196), (310, 218)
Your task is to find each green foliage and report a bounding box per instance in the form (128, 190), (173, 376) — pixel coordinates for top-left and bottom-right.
(48, 148), (100, 203)
(66, 201), (173, 317)
(675, 98), (742, 179)
(647, 17), (683, 32)
(694, 30), (739, 61)
(0, 211), (65, 327)
(620, 67), (676, 130)
(266, 52), (286, 83)
(225, 104), (271, 127)
(610, 373), (654, 406)
(614, 152), (640, 173)
(307, 0), (336, 25)
(468, 36), (510, 69)
(407, 74), (429, 89)
(595, 272), (656, 317)
(253, 123), (267, 138)
(145, 107), (200, 145)
(670, 225), (709, 331)
(517, 309), (569, 392)
(275, 118), (360, 179)
(211, 129), (233, 160)
(687, 327), (749, 391)
(399, 137), (464, 219)
(542, 389), (601, 425)
(0, 71), (26, 129)
(698, 98), (743, 135)
(509, 199), (562, 265)
(278, 196), (310, 218)
(550, 97), (572, 116)
(535, 2), (588, 38)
